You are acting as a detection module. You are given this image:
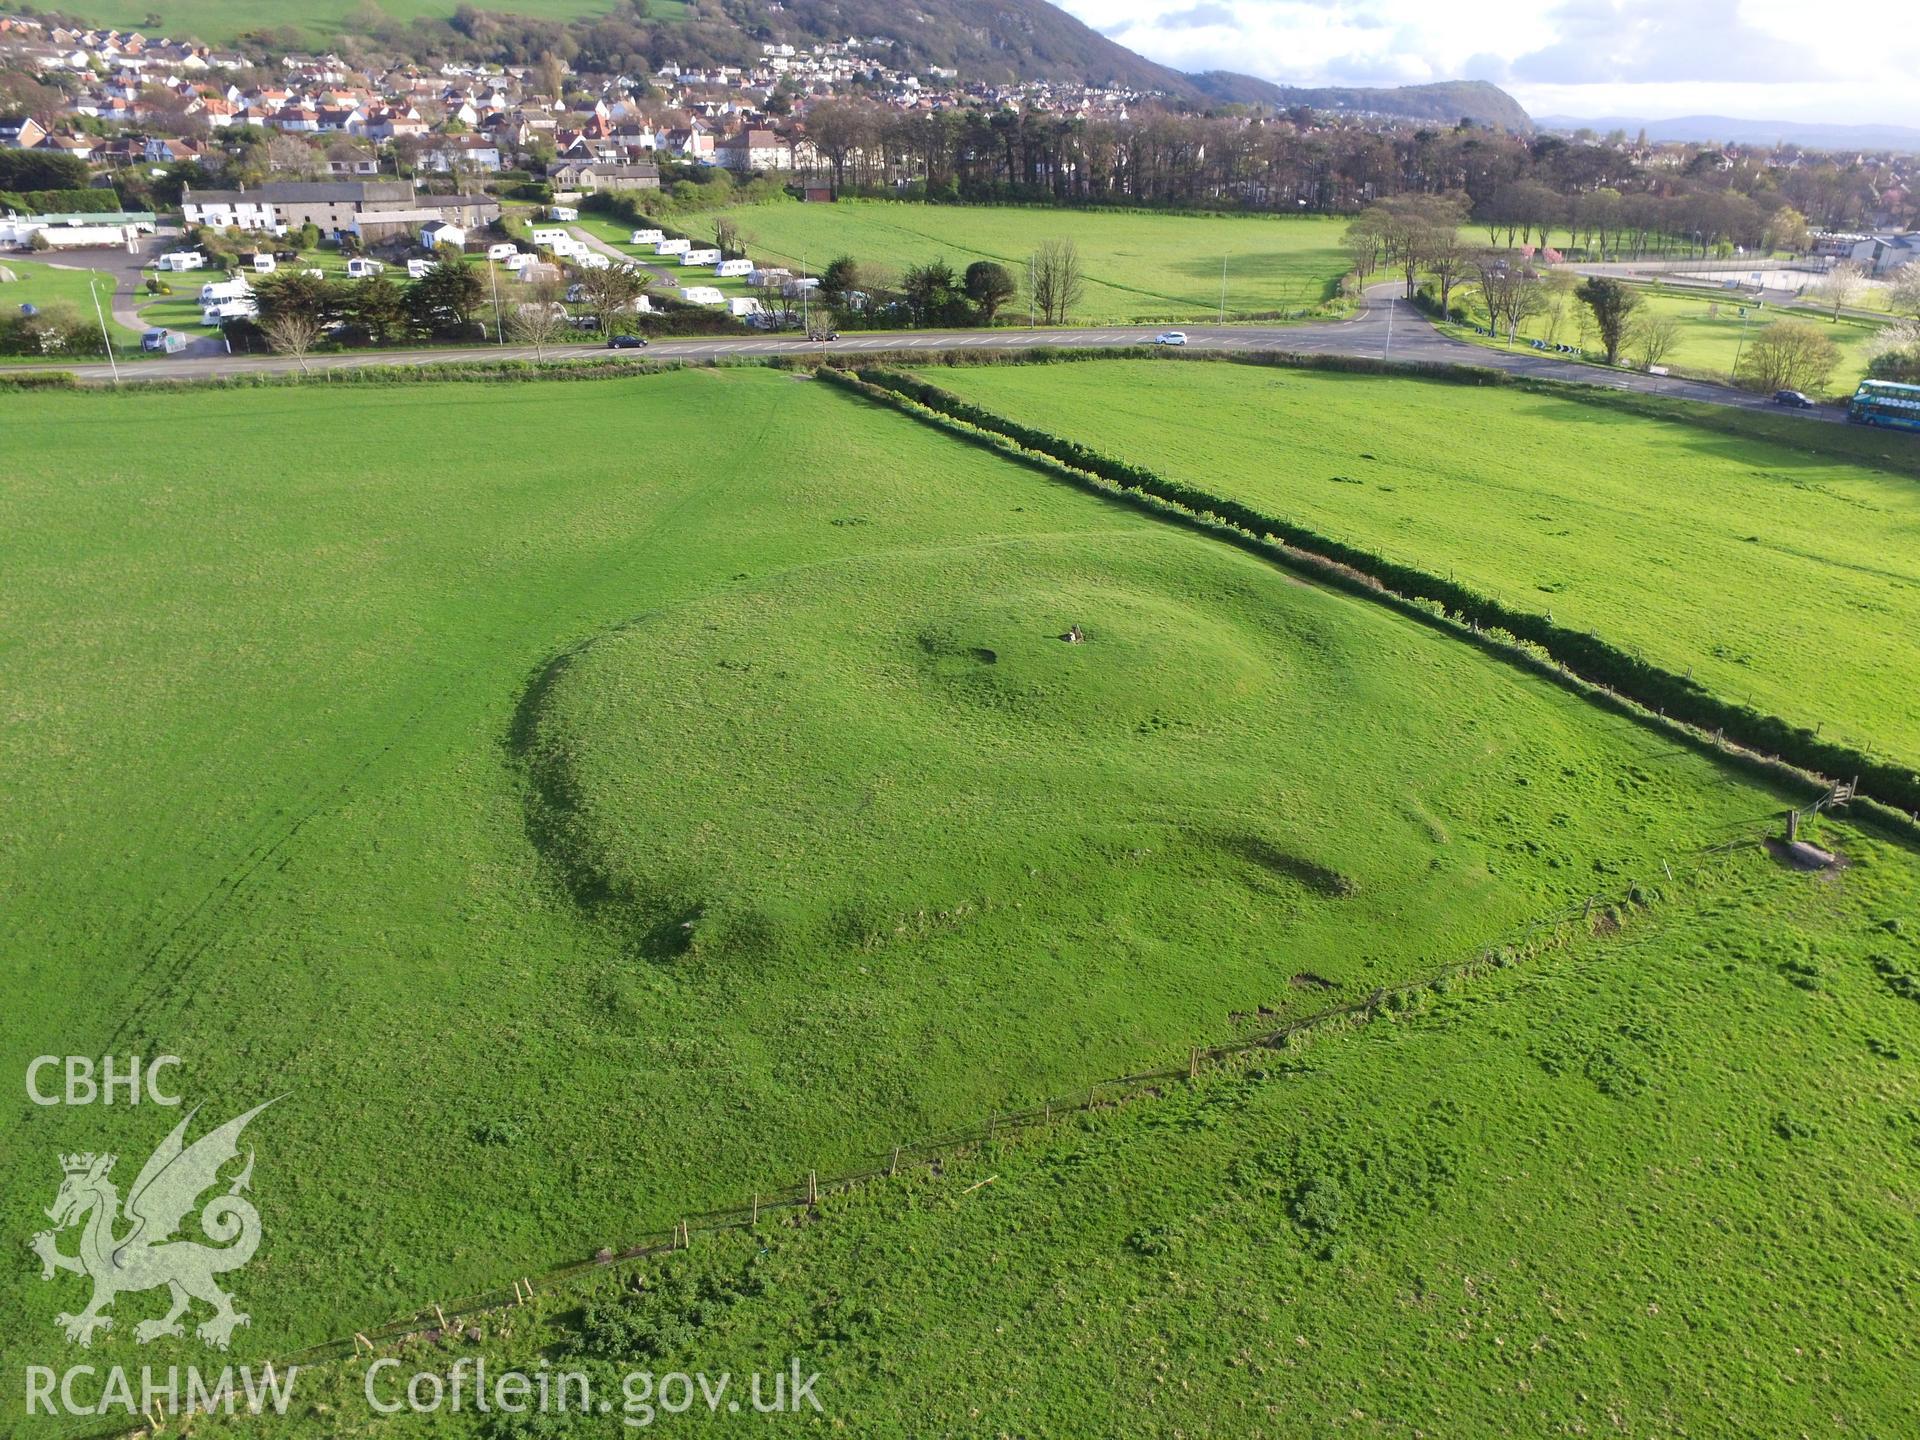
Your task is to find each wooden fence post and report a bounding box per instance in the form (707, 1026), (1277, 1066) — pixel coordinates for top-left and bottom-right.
(807, 1170), (818, 1206)
(750, 1192), (759, 1224)
(1188, 1047), (1201, 1079)
(888, 1146), (901, 1177)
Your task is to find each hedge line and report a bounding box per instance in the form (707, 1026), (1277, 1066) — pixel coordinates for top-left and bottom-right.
(0, 188), (124, 214)
(0, 356), (707, 394)
(843, 363), (1920, 820)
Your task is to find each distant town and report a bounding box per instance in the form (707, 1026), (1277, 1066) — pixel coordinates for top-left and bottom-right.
(2, 9), (1916, 242)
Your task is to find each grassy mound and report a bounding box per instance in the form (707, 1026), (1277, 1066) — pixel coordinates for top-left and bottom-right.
(0, 364), (1869, 1431)
(518, 533), (1778, 1005)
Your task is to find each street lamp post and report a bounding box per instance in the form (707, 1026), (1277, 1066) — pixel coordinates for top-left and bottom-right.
(90, 276), (119, 383)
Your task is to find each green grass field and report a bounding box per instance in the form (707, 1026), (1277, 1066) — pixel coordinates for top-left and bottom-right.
(919, 358), (1920, 775)
(674, 198), (1351, 324)
(0, 255), (146, 349)
(218, 825), (1920, 1437)
(1448, 281), (1886, 394)
(3, 363), (1913, 1435)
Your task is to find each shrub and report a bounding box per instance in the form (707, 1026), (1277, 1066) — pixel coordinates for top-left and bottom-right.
(1291, 1174), (1346, 1234)
(0, 302), (99, 357)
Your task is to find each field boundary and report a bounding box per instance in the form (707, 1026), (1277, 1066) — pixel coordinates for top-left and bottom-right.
(887, 343), (1920, 479)
(55, 840), (1762, 1440)
(824, 362), (1920, 829)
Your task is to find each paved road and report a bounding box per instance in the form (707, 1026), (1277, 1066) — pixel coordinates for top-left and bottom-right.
(40, 226), (233, 358)
(18, 286), (1850, 424)
(566, 223), (687, 293)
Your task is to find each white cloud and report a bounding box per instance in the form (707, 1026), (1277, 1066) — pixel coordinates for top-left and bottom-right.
(1058, 0), (1920, 126)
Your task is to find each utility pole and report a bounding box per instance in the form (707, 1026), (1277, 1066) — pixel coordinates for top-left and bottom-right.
(91, 276), (119, 383)
(489, 260), (504, 344)
(1218, 254), (1226, 324)
(1730, 301), (1753, 379)
(1028, 251), (1035, 327)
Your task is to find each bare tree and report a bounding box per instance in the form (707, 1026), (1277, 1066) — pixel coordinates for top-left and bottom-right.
(1539, 268), (1579, 345)
(1510, 276), (1549, 343)
(1736, 319), (1841, 393)
(507, 280), (570, 358)
(1627, 312), (1682, 370)
(1423, 224), (1474, 315)
(1812, 260), (1868, 321)
(576, 264), (651, 336)
(1375, 194), (1467, 299)
(266, 133), (324, 178)
(1342, 210), (1386, 283)
(260, 311), (324, 372)
(1886, 260), (1920, 321)
(802, 101), (875, 195)
(1030, 239), (1085, 325)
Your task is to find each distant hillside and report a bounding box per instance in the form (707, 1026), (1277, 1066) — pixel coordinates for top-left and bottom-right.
(40, 0), (1532, 132)
(1537, 113), (1920, 154)
(1190, 74), (1532, 131)
(751, 0), (1192, 92)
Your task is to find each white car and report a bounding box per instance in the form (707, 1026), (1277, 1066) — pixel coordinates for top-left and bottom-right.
(1154, 330), (1188, 346)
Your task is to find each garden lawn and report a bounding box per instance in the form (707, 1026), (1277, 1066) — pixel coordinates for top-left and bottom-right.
(671, 197), (1351, 323)
(0, 365), (1822, 1431)
(919, 357), (1920, 776)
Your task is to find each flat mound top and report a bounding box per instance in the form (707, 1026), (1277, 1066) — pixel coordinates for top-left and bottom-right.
(524, 527), (1773, 976)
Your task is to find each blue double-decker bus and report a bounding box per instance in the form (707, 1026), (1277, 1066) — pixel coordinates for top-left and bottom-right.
(1848, 379), (1920, 432)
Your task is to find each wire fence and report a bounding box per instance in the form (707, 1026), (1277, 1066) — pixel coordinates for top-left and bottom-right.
(50, 809), (1794, 1440)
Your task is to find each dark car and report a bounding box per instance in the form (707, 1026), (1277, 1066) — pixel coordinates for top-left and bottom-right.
(1772, 389), (1815, 408)
(606, 334), (647, 349)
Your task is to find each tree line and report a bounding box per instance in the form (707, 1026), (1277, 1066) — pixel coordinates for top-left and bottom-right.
(1353, 191), (1903, 395)
(797, 103), (1904, 243)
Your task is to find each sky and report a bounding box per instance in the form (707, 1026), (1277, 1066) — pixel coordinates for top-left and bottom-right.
(1054, 0), (1920, 128)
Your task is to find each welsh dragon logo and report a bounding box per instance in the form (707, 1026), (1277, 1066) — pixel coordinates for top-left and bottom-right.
(30, 1099), (279, 1349)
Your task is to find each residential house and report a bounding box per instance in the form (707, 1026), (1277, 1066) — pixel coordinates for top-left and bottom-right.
(1, 115), (50, 148)
(1850, 232), (1920, 275)
(715, 126), (790, 171)
(323, 141), (382, 176)
(548, 160), (660, 192)
(422, 134), (502, 172)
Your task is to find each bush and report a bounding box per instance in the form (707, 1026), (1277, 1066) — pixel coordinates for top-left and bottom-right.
(638, 304), (748, 337)
(1734, 318), (1840, 394)
(1291, 1174), (1346, 1234)
(0, 302), (100, 357)
(1867, 347), (1920, 384)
